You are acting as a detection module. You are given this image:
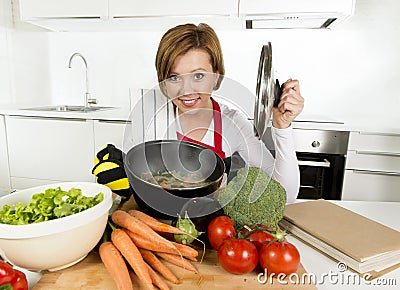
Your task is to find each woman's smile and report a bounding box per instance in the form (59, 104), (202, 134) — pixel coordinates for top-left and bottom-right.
(178, 96), (201, 107)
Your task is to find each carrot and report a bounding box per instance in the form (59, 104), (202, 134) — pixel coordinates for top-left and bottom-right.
(124, 229), (163, 251)
(112, 210), (177, 253)
(99, 242), (133, 290)
(123, 230), (182, 255)
(128, 210), (186, 235)
(171, 241), (198, 258)
(180, 254), (197, 262)
(157, 231), (174, 241)
(145, 262), (170, 290)
(156, 252), (197, 273)
(125, 229), (198, 261)
(139, 248), (180, 284)
(111, 229), (154, 290)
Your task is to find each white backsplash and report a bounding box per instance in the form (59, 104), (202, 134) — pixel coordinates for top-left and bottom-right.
(2, 0), (400, 124)
(0, 0), (13, 105)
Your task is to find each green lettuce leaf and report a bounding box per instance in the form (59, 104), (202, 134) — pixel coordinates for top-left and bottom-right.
(0, 187), (104, 225)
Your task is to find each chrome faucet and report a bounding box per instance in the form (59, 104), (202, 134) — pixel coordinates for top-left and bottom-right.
(68, 52), (97, 107)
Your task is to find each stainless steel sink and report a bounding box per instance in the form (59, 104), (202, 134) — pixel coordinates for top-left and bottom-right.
(22, 105), (116, 113)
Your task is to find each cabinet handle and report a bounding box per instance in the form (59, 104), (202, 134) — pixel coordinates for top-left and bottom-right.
(97, 120), (131, 124)
(9, 115), (87, 122)
(359, 132), (400, 137)
(352, 170), (400, 177)
(356, 151), (400, 157)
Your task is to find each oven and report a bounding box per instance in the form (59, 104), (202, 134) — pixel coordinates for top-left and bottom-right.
(261, 127), (349, 200)
(293, 129), (349, 200)
(296, 151), (346, 199)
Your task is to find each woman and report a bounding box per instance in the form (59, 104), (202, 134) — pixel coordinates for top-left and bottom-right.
(155, 23), (304, 203)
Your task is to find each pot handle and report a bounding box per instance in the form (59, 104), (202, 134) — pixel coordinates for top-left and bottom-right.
(223, 156), (231, 175)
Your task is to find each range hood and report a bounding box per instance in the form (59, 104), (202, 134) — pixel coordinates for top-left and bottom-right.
(240, 0), (356, 29)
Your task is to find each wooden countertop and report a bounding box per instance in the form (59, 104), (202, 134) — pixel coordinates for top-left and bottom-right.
(33, 249), (316, 290)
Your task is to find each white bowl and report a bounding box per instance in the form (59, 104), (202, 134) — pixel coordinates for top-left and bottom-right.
(0, 182), (112, 272)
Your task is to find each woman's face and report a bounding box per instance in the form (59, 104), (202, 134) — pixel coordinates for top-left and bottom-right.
(165, 49), (218, 115)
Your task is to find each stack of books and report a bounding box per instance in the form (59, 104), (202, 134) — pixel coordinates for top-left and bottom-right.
(279, 199), (400, 277)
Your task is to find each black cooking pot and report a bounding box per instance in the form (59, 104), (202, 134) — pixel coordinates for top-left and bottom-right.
(124, 140), (225, 218)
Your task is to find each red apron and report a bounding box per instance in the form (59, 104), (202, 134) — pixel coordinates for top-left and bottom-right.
(176, 98), (226, 159)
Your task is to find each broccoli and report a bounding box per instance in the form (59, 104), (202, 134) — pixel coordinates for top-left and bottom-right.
(217, 166), (286, 230)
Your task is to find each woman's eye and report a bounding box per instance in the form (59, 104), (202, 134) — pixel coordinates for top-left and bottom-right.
(168, 75), (181, 82)
(194, 73), (204, 80)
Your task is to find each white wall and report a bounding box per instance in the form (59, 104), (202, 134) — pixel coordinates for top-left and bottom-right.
(46, 31), (161, 109)
(0, 0), (13, 105)
(4, 0), (400, 122)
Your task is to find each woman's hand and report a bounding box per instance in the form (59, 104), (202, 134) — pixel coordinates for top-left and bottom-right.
(272, 79), (304, 129)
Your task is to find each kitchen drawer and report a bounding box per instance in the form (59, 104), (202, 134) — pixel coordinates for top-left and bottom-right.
(348, 132), (400, 153)
(10, 177), (61, 191)
(6, 116), (95, 184)
(93, 120), (127, 153)
(19, 0), (108, 19)
(346, 150), (400, 173)
(342, 169), (400, 202)
(0, 115), (10, 195)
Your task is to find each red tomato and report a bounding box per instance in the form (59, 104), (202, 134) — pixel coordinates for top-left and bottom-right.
(247, 230), (274, 249)
(239, 224), (275, 249)
(259, 240), (300, 275)
(11, 270), (29, 290)
(0, 260), (28, 290)
(218, 238), (259, 274)
(207, 216), (237, 250)
(241, 224), (272, 234)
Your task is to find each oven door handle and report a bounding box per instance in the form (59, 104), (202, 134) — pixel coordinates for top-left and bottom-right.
(298, 159), (331, 168)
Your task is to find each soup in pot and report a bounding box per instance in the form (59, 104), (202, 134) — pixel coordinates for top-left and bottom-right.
(141, 170), (212, 189)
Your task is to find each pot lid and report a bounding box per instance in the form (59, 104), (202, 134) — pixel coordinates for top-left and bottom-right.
(253, 43), (281, 138)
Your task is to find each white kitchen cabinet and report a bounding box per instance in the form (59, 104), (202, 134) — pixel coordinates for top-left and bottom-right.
(342, 170), (400, 202)
(17, 0), (240, 31)
(5, 116), (95, 190)
(8, 177), (60, 191)
(18, 0), (108, 19)
(342, 131), (400, 202)
(93, 120), (128, 153)
(109, 0), (237, 18)
(0, 1), (8, 57)
(346, 150), (400, 173)
(17, 0), (109, 31)
(0, 115), (11, 196)
(19, 0), (237, 19)
(347, 131), (400, 152)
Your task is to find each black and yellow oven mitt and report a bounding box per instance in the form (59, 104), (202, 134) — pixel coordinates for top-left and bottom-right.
(92, 144), (132, 201)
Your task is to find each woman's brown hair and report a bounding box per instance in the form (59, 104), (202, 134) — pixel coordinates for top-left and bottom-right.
(155, 23), (225, 91)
